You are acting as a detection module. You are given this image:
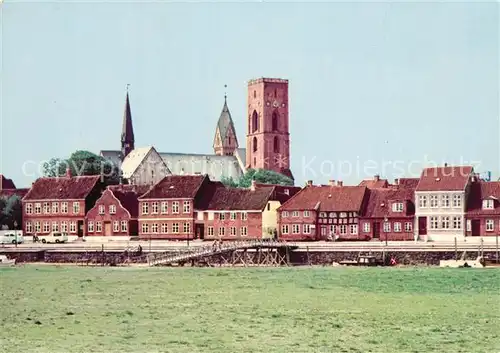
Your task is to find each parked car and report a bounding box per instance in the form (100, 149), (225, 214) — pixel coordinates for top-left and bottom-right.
(0, 231), (24, 244)
(37, 232), (69, 244)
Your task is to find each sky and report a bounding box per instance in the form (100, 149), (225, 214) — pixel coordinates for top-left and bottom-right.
(1, 1), (499, 188)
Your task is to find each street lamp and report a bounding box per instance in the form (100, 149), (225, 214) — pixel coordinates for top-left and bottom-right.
(384, 217), (388, 246)
(13, 221), (18, 248)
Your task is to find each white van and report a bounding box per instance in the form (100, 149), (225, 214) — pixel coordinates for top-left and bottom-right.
(37, 232), (68, 244)
(0, 231), (24, 244)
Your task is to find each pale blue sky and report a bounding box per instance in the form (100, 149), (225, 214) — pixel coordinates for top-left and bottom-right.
(1, 1), (498, 187)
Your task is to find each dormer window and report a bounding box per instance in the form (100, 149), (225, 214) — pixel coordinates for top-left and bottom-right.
(483, 199), (494, 210)
(392, 202), (404, 212)
(284, 189), (289, 195)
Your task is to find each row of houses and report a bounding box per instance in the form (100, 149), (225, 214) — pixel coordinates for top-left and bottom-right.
(10, 164), (500, 242)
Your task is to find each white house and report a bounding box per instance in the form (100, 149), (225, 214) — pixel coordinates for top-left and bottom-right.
(414, 165), (473, 242)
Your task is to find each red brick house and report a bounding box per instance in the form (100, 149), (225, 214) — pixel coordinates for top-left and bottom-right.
(85, 184), (150, 237)
(359, 178), (419, 241)
(277, 180), (368, 241)
(22, 171), (103, 237)
(465, 180), (500, 237)
(137, 175), (212, 240)
(0, 175), (29, 199)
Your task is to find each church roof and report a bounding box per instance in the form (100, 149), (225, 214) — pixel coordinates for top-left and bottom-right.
(213, 97), (238, 148)
(120, 146), (171, 179)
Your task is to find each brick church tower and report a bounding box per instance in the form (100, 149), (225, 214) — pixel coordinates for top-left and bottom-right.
(246, 78), (293, 180)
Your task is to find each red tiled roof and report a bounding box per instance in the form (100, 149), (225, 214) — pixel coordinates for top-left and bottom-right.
(139, 175), (207, 199)
(466, 181), (500, 216)
(23, 176), (101, 201)
(363, 187), (416, 218)
(108, 184), (151, 218)
(398, 178), (419, 189)
(255, 183), (302, 204)
(359, 179), (388, 189)
(416, 166), (473, 192)
(0, 188), (29, 199)
(279, 185), (367, 212)
(0, 175), (16, 190)
(206, 186), (274, 211)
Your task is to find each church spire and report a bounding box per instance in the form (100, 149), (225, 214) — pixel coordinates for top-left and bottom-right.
(213, 85), (239, 156)
(121, 84), (135, 160)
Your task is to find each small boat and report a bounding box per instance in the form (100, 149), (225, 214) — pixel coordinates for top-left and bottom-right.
(0, 255), (16, 267)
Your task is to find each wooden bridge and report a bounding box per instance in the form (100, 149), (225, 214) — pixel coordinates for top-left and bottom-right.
(147, 240), (298, 267)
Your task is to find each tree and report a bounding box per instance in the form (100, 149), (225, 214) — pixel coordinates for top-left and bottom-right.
(42, 150), (120, 185)
(221, 169), (294, 188)
(0, 195), (22, 230)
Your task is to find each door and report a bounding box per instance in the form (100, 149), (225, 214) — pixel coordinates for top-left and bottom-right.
(104, 222), (112, 236)
(195, 224), (204, 240)
(471, 220), (480, 236)
(77, 221), (84, 237)
(418, 217), (427, 235)
(372, 222), (380, 239)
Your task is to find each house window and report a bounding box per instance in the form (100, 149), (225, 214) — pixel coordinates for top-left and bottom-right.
(282, 225), (289, 234)
(303, 224), (311, 234)
(26, 222), (33, 233)
(292, 224), (300, 234)
(218, 227), (225, 236)
(282, 211), (289, 218)
(292, 211), (299, 217)
(161, 202), (168, 214)
(61, 202), (68, 214)
(99, 205), (105, 215)
(109, 205), (116, 214)
(404, 222), (412, 232)
(267, 203), (271, 211)
(230, 227), (237, 236)
(350, 224), (358, 235)
(70, 222), (76, 233)
(304, 211), (310, 217)
(61, 221), (68, 233)
(142, 203), (149, 215)
(219, 213), (225, 220)
(151, 202), (159, 214)
(330, 225), (336, 234)
(242, 212), (248, 221)
(441, 216), (450, 229)
(453, 217), (462, 229)
(466, 220), (471, 231)
(321, 226), (327, 236)
(240, 227), (248, 236)
(230, 212), (237, 220)
(73, 202), (80, 214)
(172, 202), (179, 214)
(34, 203), (41, 214)
(383, 222), (391, 232)
(113, 221), (119, 232)
(319, 212), (326, 218)
(207, 227), (214, 236)
(43, 202), (50, 214)
(392, 203), (403, 212)
(161, 223), (168, 233)
(141, 223), (149, 233)
(183, 201), (190, 214)
(183, 223), (190, 233)
(394, 222), (401, 232)
(363, 222), (370, 233)
(121, 221), (127, 232)
(172, 223), (179, 233)
(486, 219), (494, 231)
(43, 222), (50, 233)
(329, 212), (336, 218)
(340, 212), (347, 218)
(151, 223), (159, 233)
(96, 221), (102, 232)
(453, 194), (461, 207)
(430, 195), (438, 208)
(25, 203), (33, 214)
(340, 225), (347, 234)
(442, 195), (450, 207)
(35, 222), (41, 233)
(430, 217), (438, 229)
(52, 202), (59, 214)
(483, 199), (494, 209)
(52, 221), (59, 232)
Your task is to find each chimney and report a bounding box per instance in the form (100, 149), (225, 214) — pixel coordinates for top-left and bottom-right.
(394, 178), (399, 185)
(337, 180), (343, 187)
(251, 180), (257, 191)
(328, 180), (335, 186)
(66, 167), (72, 178)
(444, 163), (448, 167)
(307, 180), (313, 187)
(374, 175), (380, 181)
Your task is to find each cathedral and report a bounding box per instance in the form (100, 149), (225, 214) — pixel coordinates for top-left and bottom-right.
(100, 77), (293, 185)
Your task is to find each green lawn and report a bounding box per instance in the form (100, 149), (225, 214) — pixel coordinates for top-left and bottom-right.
(0, 266), (499, 353)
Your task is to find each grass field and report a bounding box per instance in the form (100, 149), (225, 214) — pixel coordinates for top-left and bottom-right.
(0, 266), (499, 353)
